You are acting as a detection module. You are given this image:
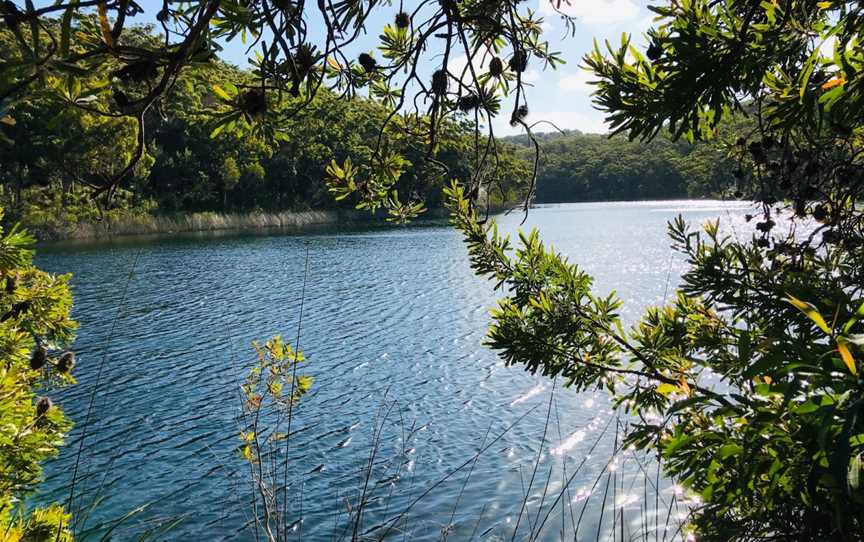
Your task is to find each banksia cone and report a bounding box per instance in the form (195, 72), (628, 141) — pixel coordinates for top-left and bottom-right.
(395, 11), (410, 28)
(457, 94), (481, 112)
(36, 396), (53, 418)
(508, 50), (528, 73)
(432, 69), (448, 95)
(30, 345), (47, 371)
(239, 89), (267, 117)
(489, 57), (503, 77)
(358, 53), (377, 72)
(510, 104), (528, 126)
(58, 351), (75, 373)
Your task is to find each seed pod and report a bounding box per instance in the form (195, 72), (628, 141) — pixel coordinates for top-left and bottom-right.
(457, 94), (481, 112)
(395, 11), (410, 28)
(431, 70), (448, 95)
(358, 53), (377, 73)
(30, 345), (47, 371)
(812, 204), (827, 221)
(508, 50), (528, 73)
(509, 105), (528, 126)
(489, 57), (503, 77)
(36, 396), (53, 418)
(239, 89), (267, 117)
(57, 351), (75, 373)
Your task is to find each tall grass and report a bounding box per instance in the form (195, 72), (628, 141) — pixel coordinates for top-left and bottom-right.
(31, 210), (360, 241)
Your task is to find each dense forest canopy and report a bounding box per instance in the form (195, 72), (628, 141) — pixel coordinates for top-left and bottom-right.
(504, 128), (739, 201)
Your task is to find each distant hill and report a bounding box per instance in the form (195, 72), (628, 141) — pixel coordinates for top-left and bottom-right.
(502, 129), (737, 202)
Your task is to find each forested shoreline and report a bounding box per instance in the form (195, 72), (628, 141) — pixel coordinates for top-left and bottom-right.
(504, 128), (738, 203)
(0, 24), (739, 241)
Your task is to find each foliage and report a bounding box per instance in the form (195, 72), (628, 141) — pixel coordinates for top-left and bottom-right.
(238, 335), (312, 542)
(0, 21), (529, 227)
(4, 0), (864, 539)
(505, 125), (745, 201)
(0, 208), (76, 540)
(0, 0), (568, 220)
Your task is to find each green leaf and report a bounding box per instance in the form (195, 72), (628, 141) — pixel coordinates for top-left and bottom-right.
(718, 443), (743, 459)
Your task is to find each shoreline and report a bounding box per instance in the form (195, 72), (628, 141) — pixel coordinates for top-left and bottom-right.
(27, 207), (455, 243)
(25, 198), (731, 243)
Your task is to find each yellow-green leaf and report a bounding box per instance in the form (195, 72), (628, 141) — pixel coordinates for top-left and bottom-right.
(656, 383), (679, 396)
(212, 84), (232, 102)
(838, 340), (857, 375)
(97, 2), (114, 48)
(786, 295), (831, 334)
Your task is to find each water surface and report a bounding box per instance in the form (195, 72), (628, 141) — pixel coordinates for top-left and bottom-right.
(36, 200), (753, 540)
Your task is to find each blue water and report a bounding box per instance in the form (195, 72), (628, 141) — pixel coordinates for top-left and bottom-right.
(34, 201), (753, 540)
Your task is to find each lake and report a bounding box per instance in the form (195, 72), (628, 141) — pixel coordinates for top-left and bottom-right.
(35, 200), (754, 541)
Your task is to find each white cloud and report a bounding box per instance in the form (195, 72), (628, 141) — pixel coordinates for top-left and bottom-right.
(491, 110), (609, 136)
(522, 68), (542, 83)
(557, 70), (596, 93)
(448, 53), (492, 87)
(539, 0), (640, 25)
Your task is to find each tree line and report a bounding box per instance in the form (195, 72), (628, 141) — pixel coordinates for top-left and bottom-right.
(504, 125), (745, 202)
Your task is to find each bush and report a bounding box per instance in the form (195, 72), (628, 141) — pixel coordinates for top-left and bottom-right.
(0, 209), (77, 540)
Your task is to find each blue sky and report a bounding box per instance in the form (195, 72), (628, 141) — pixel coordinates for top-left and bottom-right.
(121, 0), (658, 135)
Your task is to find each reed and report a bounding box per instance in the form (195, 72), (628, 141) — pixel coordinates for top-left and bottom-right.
(28, 210), (361, 241)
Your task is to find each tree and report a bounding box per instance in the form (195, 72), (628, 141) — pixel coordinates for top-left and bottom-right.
(0, 210), (77, 540)
(445, 0), (864, 539)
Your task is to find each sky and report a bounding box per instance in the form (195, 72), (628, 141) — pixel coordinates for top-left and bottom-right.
(118, 0), (660, 136)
